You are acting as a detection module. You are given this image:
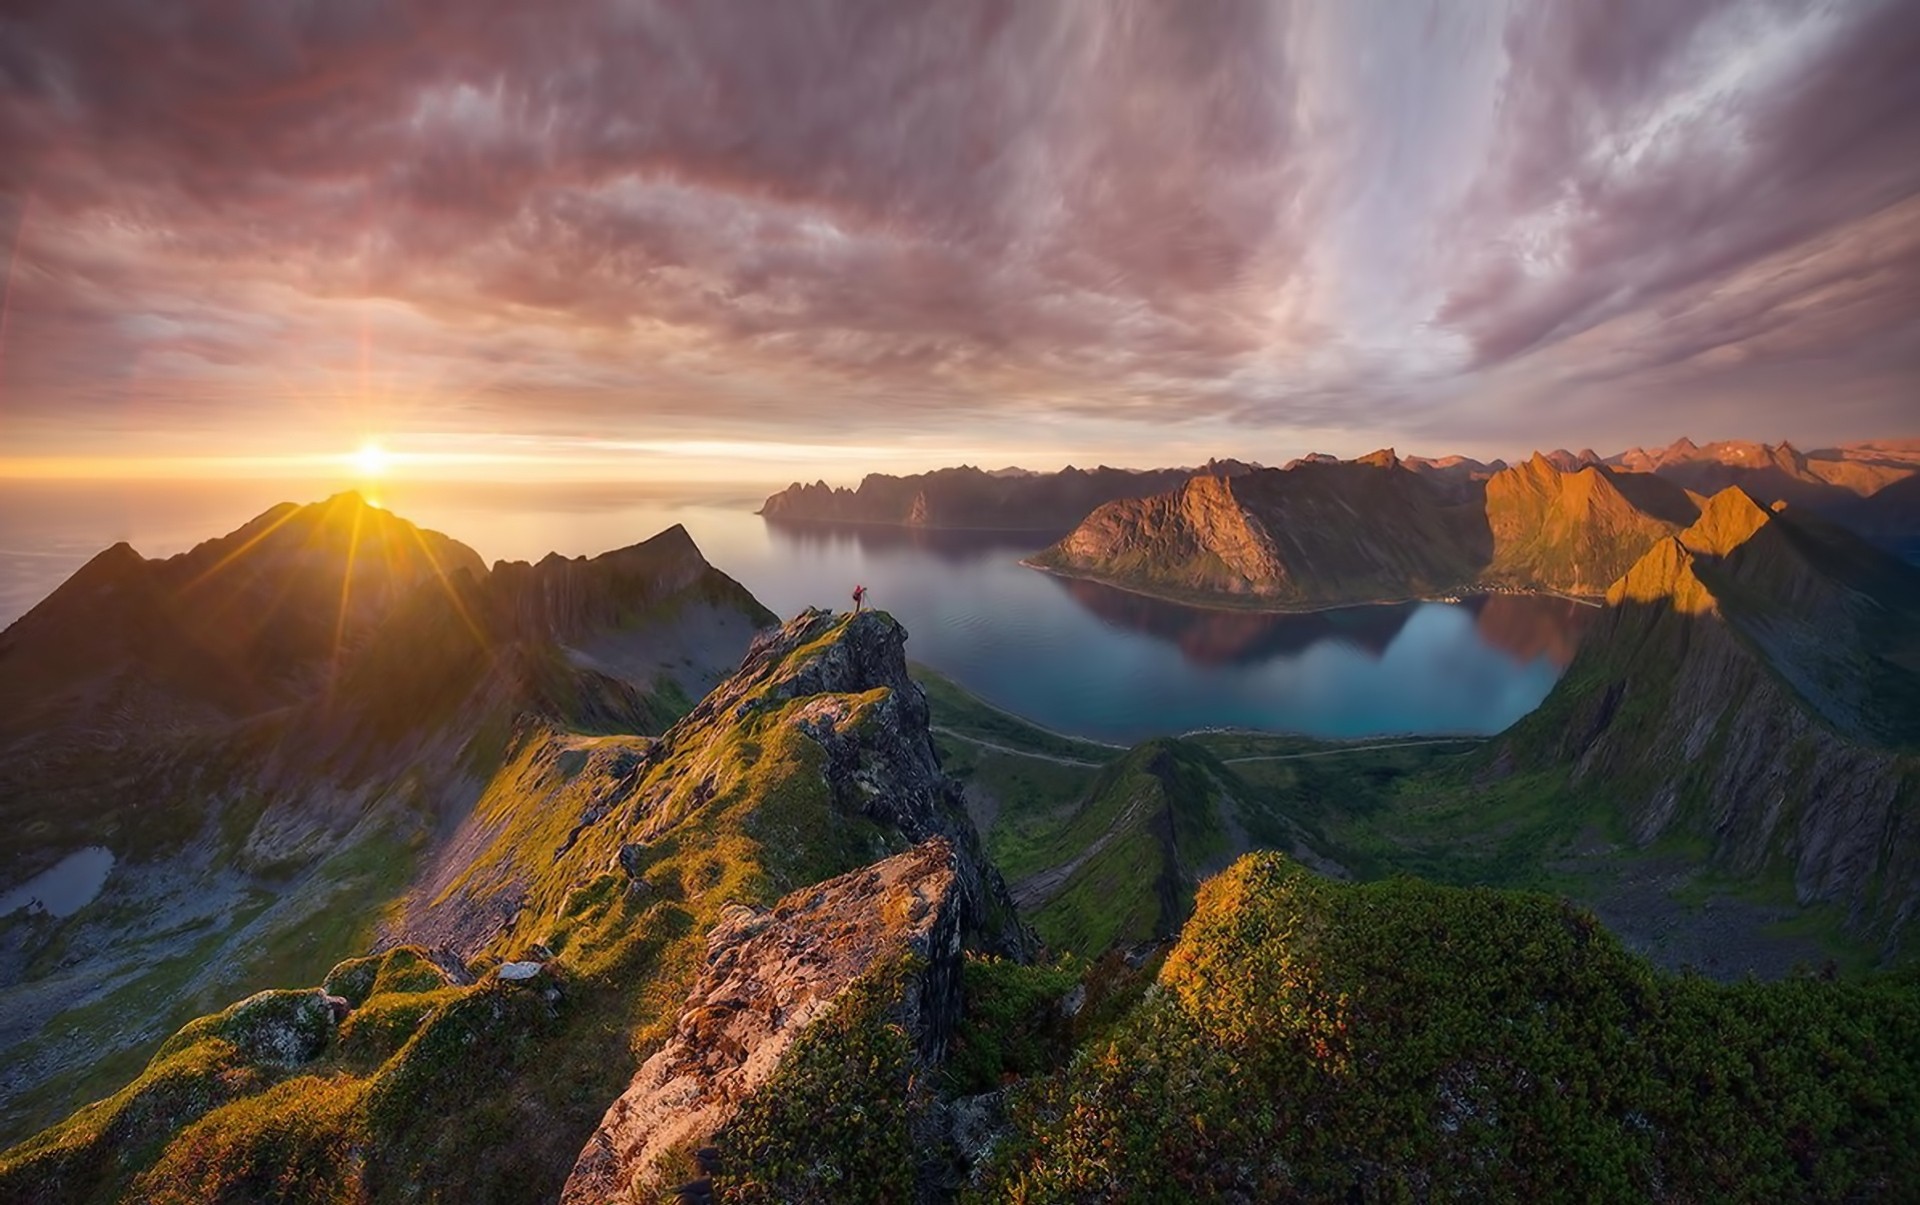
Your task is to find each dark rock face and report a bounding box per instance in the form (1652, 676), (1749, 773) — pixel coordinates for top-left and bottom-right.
(653, 607), (1032, 959)
(560, 839), (968, 1203)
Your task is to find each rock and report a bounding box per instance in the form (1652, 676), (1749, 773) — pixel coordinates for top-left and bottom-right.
(559, 839), (968, 1204)
(496, 961), (544, 982)
(321, 993), (351, 1023)
(634, 608), (1032, 960)
(946, 1090), (1010, 1180)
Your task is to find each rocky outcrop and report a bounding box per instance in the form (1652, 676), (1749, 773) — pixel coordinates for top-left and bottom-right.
(635, 607), (1032, 957)
(560, 839), (967, 1203)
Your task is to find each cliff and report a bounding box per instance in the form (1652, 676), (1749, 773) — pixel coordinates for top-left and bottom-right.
(561, 839), (966, 1201)
(1029, 453), (1486, 609)
(1030, 447), (1725, 610)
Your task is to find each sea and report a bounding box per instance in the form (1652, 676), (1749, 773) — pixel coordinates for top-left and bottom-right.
(0, 478), (1593, 743)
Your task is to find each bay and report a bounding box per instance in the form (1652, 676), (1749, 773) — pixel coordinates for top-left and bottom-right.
(0, 479), (1592, 742)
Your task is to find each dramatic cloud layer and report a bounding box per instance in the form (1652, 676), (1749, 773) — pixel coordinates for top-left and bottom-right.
(1, 0), (1915, 473)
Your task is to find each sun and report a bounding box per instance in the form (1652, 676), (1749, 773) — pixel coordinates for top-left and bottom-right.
(351, 440), (392, 478)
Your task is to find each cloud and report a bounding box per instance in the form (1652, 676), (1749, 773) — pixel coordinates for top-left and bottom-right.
(0, 0), (1915, 468)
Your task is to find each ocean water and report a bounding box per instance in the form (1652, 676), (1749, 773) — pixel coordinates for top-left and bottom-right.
(0, 478), (1592, 742)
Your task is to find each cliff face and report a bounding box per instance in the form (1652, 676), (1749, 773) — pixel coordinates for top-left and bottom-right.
(1030, 447), (1788, 610)
(758, 462), (1249, 530)
(1031, 455), (1486, 608)
(1511, 487), (1920, 952)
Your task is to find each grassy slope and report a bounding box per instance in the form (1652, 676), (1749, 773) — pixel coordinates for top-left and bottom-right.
(978, 853), (1920, 1202)
(0, 616), (918, 1202)
(916, 661), (1902, 975)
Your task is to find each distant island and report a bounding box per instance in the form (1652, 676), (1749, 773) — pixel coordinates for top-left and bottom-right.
(757, 459), (1260, 529)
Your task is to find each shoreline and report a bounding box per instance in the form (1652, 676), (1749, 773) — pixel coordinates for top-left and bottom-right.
(758, 514), (1071, 536)
(1019, 558), (1607, 616)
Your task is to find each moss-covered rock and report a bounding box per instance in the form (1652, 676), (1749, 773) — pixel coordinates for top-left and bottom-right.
(981, 853), (1920, 1202)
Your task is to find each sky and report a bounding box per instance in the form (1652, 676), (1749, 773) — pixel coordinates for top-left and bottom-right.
(0, 0), (1916, 483)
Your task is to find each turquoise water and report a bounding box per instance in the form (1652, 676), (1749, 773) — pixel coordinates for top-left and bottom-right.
(0, 480), (1591, 742)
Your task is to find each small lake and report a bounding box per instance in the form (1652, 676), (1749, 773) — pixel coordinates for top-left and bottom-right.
(0, 479), (1596, 744)
(0, 847), (115, 919)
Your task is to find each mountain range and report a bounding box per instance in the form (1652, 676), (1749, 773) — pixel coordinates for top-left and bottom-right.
(759, 437), (1920, 540)
(1031, 440), (1920, 610)
(3, 471), (1919, 1201)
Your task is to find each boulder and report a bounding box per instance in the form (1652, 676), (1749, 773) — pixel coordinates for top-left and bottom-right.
(559, 838), (967, 1203)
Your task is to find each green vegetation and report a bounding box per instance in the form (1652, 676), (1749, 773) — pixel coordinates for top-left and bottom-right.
(710, 956), (922, 1204)
(0, 610), (959, 1202)
(943, 954), (1082, 1095)
(979, 853), (1920, 1202)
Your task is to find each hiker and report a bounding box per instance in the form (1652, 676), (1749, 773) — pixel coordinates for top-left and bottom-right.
(852, 584), (867, 613)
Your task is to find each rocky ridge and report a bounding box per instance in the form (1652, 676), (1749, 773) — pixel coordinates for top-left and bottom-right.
(1508, 486), (1920, 952)
(0, 600), (1034, 1201)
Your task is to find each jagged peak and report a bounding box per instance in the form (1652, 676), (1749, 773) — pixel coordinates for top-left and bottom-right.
(1680, 486), (1774, 557)
(1354, 447), (1400, 469)
(588, 522), (705, 567)
(1606, 536), (1718, 615)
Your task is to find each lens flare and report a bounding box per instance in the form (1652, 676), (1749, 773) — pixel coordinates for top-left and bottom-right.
(351, 441), (391, 478)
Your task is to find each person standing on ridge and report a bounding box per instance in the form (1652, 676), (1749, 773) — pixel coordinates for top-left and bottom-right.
(852, 584), (867, 613)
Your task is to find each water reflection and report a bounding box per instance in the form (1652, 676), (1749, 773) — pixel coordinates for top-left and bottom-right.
(1047, 574), (1417, 666)
(1045, 574), (1596, 672)
(1468, 594), (1598, 667)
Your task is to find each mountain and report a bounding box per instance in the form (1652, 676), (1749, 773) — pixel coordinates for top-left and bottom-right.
(1829, 471), (1920, 559)
(757, 461), (1253, 530)
(1400, 453), (1507, 502)
(1506, 486), (1920, 950)
(0, 607), (1031, 1203)
(1607, 437), (1920, 510)
(0, 491), (486, 745)
(1480, 452), (1702, 595)
(1028, 451), (1487, 609)
(0, 500), (774, 1148)
(1030, 448), (1706, 609)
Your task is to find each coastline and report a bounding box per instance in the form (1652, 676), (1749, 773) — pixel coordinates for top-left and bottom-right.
(758, 513), (1071, 536)
(1018, 557), (1607, 616)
